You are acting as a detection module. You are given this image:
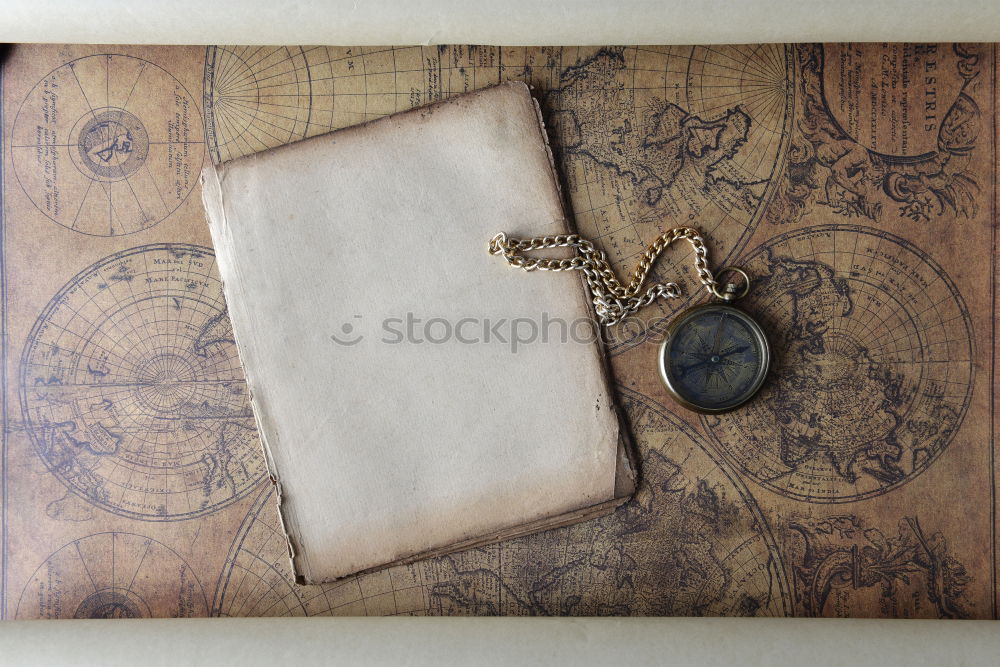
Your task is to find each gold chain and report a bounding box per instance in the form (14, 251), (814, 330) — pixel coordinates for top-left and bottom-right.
(488, 227), (738, 327)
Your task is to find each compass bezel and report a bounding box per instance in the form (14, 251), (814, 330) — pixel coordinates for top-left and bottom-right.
(658, 303), (770, 414)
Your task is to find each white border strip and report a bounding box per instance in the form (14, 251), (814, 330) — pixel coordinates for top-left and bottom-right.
(2, 617), (1000, 666)
(2, 0), (999, 45)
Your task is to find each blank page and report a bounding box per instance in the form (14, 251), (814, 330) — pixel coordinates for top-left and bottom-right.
(202, 82), (622, 583)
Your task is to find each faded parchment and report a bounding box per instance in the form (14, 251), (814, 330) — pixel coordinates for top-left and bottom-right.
(202, 82), (626, 583)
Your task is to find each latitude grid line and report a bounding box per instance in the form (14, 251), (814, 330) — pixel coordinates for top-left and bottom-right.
(30, 306), (147, 384)
(852, 282), (946, 363)
(825, 236), (910, 365)
(214, 95), (264, 159)
(211, 47), (248, 98)
(210, 46), (574, 160)
(391, 47), (399, 114)
(703, 47), (787, 185)
(220, 564), (270, 616)
(733, 227), (975, 500)
(236, 554), (301, 617)
(362, 49), (368, 121)
(214, 98), (290, 143)
(102, 256), (172, 381)
(68, 62), (116, 234)
(74, 541), (100, 592)
(167, 252), (244, 510)
(26, 247), (248, 518)
(224, 47), (307, 92)
(239, 45), (281, 76)
(221, 508), (277, 616)
(847, 305), (918, 362)
(207, 54), (304, 154)
(702, 46), (778, 85)
(744, 49), (792, 179)
(105, 311), (186, 513)
(31, 317), (144, 384)
(140, 160), (173, 224)
(284, 46), (305, 143)
(837, 257), (925, 360)
(881, 277), (961, 385)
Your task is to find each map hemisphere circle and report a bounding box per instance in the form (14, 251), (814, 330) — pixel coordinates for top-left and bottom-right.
(11, 54), (204, 236)
(19, 243), (266, 521)
(702, 224), (975, 503)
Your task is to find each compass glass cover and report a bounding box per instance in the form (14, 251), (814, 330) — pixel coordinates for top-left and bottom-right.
(660, 304), (769, 413)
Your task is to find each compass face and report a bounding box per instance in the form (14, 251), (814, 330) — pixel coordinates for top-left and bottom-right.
(658, 304), (770, 413)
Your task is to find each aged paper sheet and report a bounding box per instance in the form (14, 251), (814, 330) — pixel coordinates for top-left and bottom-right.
(202, 82), (626, 582)
(0, 42), (995, 618)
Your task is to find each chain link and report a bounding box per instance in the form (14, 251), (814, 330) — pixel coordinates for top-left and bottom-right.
(489, 226), (735, 327)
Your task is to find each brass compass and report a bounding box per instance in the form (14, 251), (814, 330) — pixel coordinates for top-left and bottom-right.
(658, 298), (770, 414)
(489, 227), (770, 414)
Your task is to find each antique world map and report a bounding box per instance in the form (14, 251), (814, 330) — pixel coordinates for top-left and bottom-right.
(0, 42), (995, 619)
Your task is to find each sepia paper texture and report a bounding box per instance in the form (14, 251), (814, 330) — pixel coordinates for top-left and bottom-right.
(202, 82), (627, 582)
(0, 41), (997, 619)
